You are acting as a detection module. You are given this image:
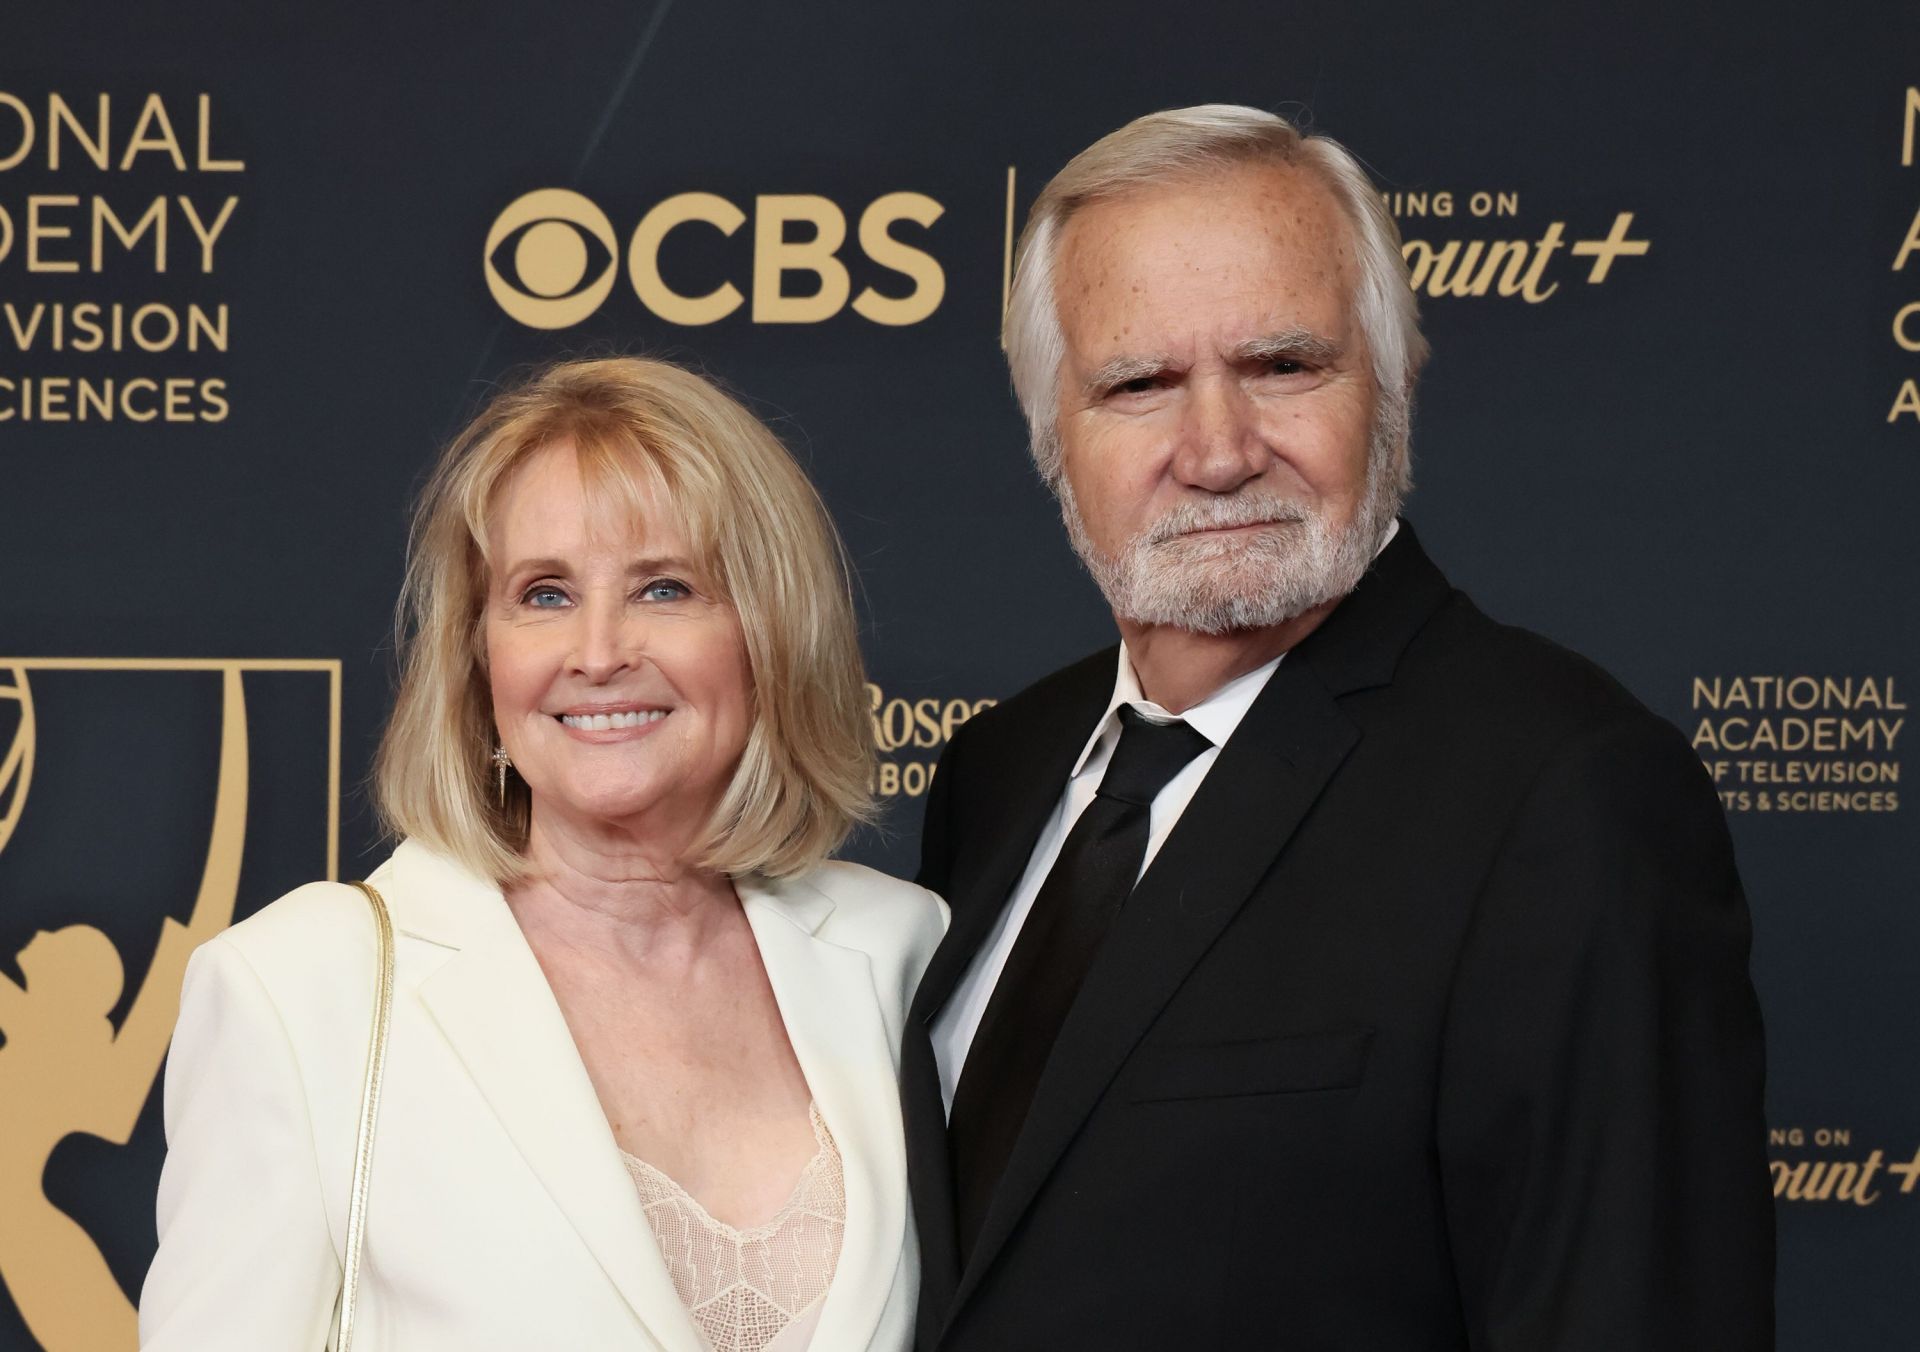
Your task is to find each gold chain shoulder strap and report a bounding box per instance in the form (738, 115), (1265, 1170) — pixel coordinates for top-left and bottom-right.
(336, 880), (395, 1351)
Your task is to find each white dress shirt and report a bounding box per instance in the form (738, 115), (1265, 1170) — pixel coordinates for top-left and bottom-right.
(930, 646), (1281, 1111)
(930, 521), (1399, 1113)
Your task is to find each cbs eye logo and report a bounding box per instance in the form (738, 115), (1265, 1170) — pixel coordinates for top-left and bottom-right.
(484, 187), (946, 329)
(485, 189), (620, 330)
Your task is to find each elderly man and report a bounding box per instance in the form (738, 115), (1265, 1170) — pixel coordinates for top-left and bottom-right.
(903, 106), (1772, 1350)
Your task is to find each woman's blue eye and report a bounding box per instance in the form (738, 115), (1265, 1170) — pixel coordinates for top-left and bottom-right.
(641, 578), (691, 602)
(523, 585), (569, 608)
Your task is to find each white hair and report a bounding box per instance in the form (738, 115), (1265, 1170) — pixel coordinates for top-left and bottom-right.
(1003, 104), (1429, 495)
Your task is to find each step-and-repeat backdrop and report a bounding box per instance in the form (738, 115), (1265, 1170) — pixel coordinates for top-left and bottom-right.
(4, 2), (1916, 1347)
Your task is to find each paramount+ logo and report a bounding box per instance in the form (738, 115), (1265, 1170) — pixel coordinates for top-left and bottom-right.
(484, 187), (945, 330)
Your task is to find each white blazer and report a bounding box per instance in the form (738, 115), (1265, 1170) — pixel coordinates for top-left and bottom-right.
(139, 839), (946, 1352)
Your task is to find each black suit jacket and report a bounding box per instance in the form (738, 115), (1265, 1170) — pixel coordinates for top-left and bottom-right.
(904, 523), (1773, 1351)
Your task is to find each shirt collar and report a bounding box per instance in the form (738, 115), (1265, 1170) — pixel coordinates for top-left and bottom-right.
(1067, 518), (1400, 780)
(1068, 646), (1283, 780)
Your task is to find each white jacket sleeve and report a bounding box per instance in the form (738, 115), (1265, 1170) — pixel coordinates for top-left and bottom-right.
(139, 936), (342, 1350)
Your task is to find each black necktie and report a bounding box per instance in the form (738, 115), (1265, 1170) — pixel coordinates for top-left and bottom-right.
(947, 706), (1213, 1260)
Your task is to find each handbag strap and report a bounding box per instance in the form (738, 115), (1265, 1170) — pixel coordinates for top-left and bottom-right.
(337, 880), (396, 1351)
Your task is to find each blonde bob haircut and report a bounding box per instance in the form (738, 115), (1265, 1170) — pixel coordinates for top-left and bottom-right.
(375, 356), (875, 883)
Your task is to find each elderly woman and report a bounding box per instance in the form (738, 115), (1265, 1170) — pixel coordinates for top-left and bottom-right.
(139, 358), (945, 1351)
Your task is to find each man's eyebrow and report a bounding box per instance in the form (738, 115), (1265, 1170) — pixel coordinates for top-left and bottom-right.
(1082, 354), (1175, 398)
(1234, 329), (1344, 365)
(1081, 331), (1345, 398)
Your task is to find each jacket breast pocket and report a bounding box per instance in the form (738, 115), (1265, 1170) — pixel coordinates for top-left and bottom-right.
(1126, 1027), (1374, 1103)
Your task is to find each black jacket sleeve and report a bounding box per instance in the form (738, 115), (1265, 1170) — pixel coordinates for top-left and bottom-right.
(1436, 712), (1774, 1351)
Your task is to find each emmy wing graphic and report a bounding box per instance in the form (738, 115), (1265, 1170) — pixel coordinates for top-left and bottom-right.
(0, 660), (340, 1352)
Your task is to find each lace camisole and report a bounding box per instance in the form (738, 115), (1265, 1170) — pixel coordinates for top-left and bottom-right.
(621, 1103), (845, 1352)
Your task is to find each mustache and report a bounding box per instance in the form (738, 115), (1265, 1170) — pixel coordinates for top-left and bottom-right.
(1142, 495), (1311, 546)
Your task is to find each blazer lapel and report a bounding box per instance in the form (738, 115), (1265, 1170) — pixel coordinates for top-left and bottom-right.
(403, 856), (702, 1352)
(738, 878), (902, 1352)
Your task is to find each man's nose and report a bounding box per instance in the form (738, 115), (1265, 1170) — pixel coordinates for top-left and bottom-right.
(1170, 377), (1265, 494)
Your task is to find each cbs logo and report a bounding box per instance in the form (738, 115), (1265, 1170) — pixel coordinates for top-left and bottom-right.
(485, 187), (945, 330)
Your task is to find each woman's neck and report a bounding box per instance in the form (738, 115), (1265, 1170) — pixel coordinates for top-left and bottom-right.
(506, 809), (741, 965)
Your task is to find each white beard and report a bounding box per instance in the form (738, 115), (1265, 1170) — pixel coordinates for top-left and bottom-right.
(1058, 419), (1405, 636)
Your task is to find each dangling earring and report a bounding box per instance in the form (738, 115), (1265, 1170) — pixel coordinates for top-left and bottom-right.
(491, 744), (512, 805)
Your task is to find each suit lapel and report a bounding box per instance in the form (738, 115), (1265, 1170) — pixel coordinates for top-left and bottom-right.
(900, 1017), (957, 1347)
(951, 657), (1359, 1307)
(908, 684), (1105, 1029)
(904, 651), (1114, 1334)
(738, 877), (904, 1352)
(394, 849), (701, 1352)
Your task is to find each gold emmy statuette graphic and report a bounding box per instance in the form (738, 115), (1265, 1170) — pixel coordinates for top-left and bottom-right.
(0, 660), (336, 1352)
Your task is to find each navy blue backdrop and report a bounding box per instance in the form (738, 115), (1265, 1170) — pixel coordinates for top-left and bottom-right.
(3, 3), (1917, 1347)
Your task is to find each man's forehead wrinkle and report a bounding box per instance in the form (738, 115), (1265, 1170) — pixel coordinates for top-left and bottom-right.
(1054, 161), (1367, 392)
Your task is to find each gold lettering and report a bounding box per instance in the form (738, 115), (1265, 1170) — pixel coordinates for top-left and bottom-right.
(1844, 1151), (1884, 1205)
(176, 195), (238, 273)
(1481, 240), (1532, 297)
(1896, 204), (1920, 271)
(91, 196), (166, 272)
(120, 377), (159, 422)
(852, 192), (945, 325)
(38, 376), (71, 422)
(77, 378), (111, 420)
(0, 92), (33, 171)
(912, 698), (942, 748)
(69, 303), (101, 352)
(752, 195), (849, 323)
(1890, 378), (1920, 422)
(164, 378), (196, 421)
(131, 303), (179, 353)
(940, 699), (972, 743)
(1518, 222), (1563, 301)
(627, 192), (746, 325)
(25, 196), (80, 273)
(196, 94), (244, 171)
(4, 302), (44, 349)
(48, 94), (108, 171)
(119, 93), (186, 171)
(186, 304), (228, 352)
(1895, 301), (1920, 352)
(1428, 241), (1483, 298)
